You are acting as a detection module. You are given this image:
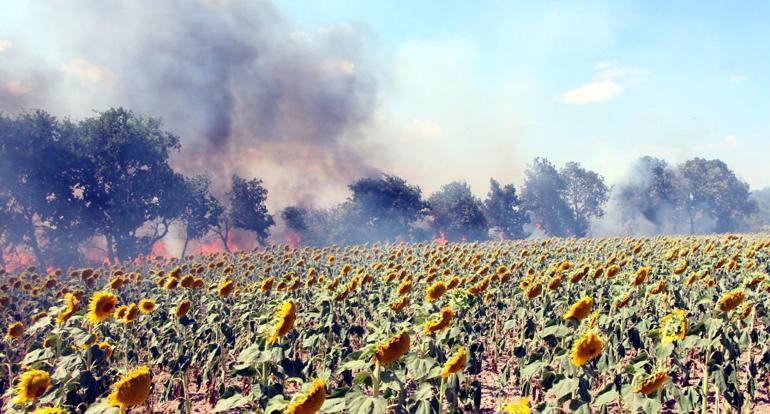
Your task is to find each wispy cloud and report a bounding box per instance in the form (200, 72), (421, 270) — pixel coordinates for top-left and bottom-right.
(0, 39), (11, 53)
(728, 74), (748, 83)
(559, 62), (649, 105)
(695, 134), (740, 152)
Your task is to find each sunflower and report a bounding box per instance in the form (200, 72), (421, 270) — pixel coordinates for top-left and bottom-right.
(13, 369), (50, 404)
(735, 303), (753, 321)
(55, 293), (80, 325)
(389, 296), (409, 312)
(424, 306), (454, 335)
(632, 266), (650, 287)
(114, 305), (128, 321)
(180, 275), (195, 288)
(660, 309), (687, 343)
(88, 291), (118, 324)
(6, 321), (24, 340)
(717, 288), (745, 312)
(162, 277), (179, 290)
(176, 300), (192, 317)
(269, 301), (296, 344)
(396, 280), (413, 296)
(501, 396), (530, 414)
(525, 282), (542, 299)
(375, 331), (410, 365)
(647, 280), (665, 295)
(31, 408), (67, 414)
(284, 378), (325, 414)
(570, 331), (604, 366)
(107, 366), (152, 412)
(441, 347), (466, 378)
(138, 299), (156, 314)
(425, 281), (448, 301)
(614, 292), (632, 309)
(587, 311), (600, 329)
(217, 279), (234, 297)
(99, 341), (113, 360)
(605, 265), (620, 279)
(633, 369), (668, 394)
(123, 303), (139, 324)
(261, 277), (274, 292)
(563, 296), (593, 321)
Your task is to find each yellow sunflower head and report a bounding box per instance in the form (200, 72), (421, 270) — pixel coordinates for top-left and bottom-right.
(441, 346), (467, 378)
(107, 366), (152, 412)
(31, 407), (67, 414)
(138, 299), (156, 314)
(269, 300), (296, 344)
(13, 369), (51, 404)
(6, 321), (24, 340)
(570, 331), (604, 366)
(501, 396), (530, 414)
(716, 288), (745, 312)
(424, 306), (454, 335)
(176, 299), (192, 318)
(633, 369), (668, 395)
(217, 279), (234, 297)
(660, 309), (687, 343)
(563, 296), (593, 321)
(55, 293), (80, 325)
(123, 303), (139, 324)
(284, 378), (325, 414)
(375, 330), (411, 365)
(425, 281), (447, 302)
(88, 291), (118, 324)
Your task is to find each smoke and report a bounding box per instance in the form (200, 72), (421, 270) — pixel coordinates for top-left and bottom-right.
(0, 0), (381, 208)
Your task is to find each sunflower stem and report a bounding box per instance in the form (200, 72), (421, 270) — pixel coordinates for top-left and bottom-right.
(438, 375), (446, 414)
(702, 323), (714, 414)
(372, 360), (381, 397)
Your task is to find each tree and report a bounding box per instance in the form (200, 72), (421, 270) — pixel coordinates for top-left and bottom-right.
(616, 157), (682, 233)
(178, 175), (223, 258)
(521, 158), (573, 237)
(77, 108), (185, 261)
(677, 158), (756, 233)
(483, 178), (530, 239)
(347, 174), (428, 242)
(281, 206), (308, 234)
(428, 182), (488, 241)
(0, 110), (93, 268)
(747, 188), (770, 232)
(559, 162), (609, 237)
(229, 175), (275, 245)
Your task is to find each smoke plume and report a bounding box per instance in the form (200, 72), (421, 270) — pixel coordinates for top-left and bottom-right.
(0, 0), (381, 208)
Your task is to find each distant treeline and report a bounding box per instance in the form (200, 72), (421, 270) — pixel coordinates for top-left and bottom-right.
(0, 108), (764, 268)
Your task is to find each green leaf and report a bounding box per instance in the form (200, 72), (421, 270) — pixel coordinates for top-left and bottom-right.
(346, 395), (387, 414)
(83, 400), (120, 414)
(593, 390), (618, 407)
(322, 398), (347, 413)
(213, 393), (251, 413)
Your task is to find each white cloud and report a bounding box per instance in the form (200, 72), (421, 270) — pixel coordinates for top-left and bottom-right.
(559, 62), (649, 105)
(559, 80), (623, 105)
(695, 135), (740, 152)
(3, 80), (29, 95)
(728, 74), (748, 83)
(0, 39), (10, 53)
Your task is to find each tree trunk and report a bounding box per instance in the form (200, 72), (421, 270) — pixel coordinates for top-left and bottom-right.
(28, 232), (46, 271)
(180, 235), (190, 260)
(106, 234), (116, 264)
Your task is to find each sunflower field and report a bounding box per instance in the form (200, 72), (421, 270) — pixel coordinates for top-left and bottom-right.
(2, 235), (770, 413)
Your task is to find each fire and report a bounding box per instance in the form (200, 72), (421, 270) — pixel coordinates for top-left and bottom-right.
(433, 231), (447, 246)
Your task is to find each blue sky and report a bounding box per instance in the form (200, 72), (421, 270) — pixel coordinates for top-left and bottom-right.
(275, 0), (770, 190)
(2, 0), (770, 199)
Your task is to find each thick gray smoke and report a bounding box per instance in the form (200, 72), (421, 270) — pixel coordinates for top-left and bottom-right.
(0, 0), (381, 207)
